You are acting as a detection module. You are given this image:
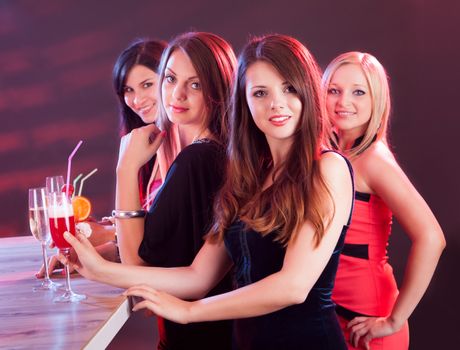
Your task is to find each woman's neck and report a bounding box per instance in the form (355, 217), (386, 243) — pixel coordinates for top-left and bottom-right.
(336, 129), (363, 151)
(266, 137), (292, 168)
(177, 125), (212, 148)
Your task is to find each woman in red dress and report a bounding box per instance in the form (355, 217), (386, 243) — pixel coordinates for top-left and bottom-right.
(322, 52), (446, 349)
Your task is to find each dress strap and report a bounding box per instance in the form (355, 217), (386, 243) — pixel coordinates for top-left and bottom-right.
(144, 158), (161, 210)
(321, 150), (355, 226)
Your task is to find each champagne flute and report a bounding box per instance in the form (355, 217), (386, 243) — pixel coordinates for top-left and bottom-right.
(48, 191), (86, 302)
(46, 175), (65, 194)
(28, 187), (61, 291)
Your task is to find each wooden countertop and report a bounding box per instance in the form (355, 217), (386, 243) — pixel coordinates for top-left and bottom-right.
(0, 236), (131, 350)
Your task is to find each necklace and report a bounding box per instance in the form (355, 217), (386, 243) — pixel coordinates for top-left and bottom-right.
(192, 138), (213, 144)
(190, 128), (215, 145)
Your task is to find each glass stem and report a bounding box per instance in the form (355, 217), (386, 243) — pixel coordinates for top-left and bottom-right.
(41, 243), (51, 282)
(63, 249), (72, 293)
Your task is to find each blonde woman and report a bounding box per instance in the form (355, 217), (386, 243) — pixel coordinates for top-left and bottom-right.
(323, 52), (445, 349)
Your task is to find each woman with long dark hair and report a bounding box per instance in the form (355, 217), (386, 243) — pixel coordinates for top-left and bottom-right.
(36, 39), (167, 276)
(113, 39), (168, 206)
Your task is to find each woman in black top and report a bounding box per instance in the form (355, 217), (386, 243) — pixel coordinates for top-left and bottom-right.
(113, 32), (237, 349)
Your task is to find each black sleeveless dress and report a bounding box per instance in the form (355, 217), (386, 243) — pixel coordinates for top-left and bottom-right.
(224, 152), (354, 350)
(139, 139), (232, 350)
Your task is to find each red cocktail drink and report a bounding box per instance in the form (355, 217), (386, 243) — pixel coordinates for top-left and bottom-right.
(47, 192), (76, 249)
(47, 192), (86, 302)
(49, 214), (76, 249)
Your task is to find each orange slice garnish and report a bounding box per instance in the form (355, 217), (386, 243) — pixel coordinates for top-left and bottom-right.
(72, 196), (92, 222)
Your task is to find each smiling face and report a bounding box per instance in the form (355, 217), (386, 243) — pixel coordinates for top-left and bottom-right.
(123, 64), (160, 124)
(245, 61), (302, 148)
(161, 49), (207, 130)
(326, 63), (372, 138)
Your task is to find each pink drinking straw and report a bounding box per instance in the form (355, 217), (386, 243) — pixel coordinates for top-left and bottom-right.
(66, 140), (83, 198)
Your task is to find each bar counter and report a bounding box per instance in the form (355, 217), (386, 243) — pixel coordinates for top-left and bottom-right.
(0, 236), (131, 350)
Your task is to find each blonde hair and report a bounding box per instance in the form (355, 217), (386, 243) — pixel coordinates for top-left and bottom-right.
(322, 52), (391, 158)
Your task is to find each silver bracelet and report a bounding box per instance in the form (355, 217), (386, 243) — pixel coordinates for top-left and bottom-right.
(111, 209), (146, 219)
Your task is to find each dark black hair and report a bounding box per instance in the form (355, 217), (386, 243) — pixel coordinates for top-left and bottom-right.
(112, 38), (167, 135)
(112, 39), (167, 204)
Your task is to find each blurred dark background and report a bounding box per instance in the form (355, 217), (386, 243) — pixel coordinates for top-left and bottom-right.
(0, 1), (458, 348)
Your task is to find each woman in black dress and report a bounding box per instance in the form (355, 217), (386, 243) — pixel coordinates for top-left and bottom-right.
(63, 34), (353, 350)
(113, 32), (237, 349)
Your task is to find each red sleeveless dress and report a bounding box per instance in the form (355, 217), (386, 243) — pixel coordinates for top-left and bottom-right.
(333, 191), (409, 349)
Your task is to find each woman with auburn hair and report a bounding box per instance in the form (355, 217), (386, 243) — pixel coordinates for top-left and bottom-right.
(323, 51), (445, 349)
(114, 31), (236, 349)
(61, 34), (353, 350)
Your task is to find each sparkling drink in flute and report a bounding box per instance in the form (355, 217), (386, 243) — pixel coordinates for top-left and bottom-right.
(48, 192), (86, 302)
(28, 187), (61, 291)
(29, 207), (50, 242)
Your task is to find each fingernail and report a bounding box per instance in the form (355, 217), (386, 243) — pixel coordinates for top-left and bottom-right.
(161, 130), (167, 138)
(63, 232), (70, 238)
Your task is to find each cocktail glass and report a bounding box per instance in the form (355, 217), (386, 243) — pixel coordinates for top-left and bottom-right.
(28, 187), (61, 291)
(48, 191), (86, 302)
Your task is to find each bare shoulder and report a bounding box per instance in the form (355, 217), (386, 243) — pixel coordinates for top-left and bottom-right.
(357, 141), (400, 178)
(318, 151), (352, 186)
(357, 141), (412, 198)
(319, 151), (353, 223)
(319, 151), (349, 172)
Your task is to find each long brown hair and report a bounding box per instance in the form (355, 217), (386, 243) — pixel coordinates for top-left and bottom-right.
(209, 34), (333, 247)
(156, 32), (237, 165)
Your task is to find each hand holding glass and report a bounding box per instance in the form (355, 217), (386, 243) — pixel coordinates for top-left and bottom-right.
(48, 192), (86, 302)
(28, 187), (61, 291)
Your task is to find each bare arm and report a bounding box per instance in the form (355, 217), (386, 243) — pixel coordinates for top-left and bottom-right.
(349, 144), (446, 347)
(35, 222), (117, 278)
(115, 125), (164, 265)
(62, 232), (232, 299)
(126, 153), (353, 324)
(86, 222), (116, 246)
(115, 160), (145, 265)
